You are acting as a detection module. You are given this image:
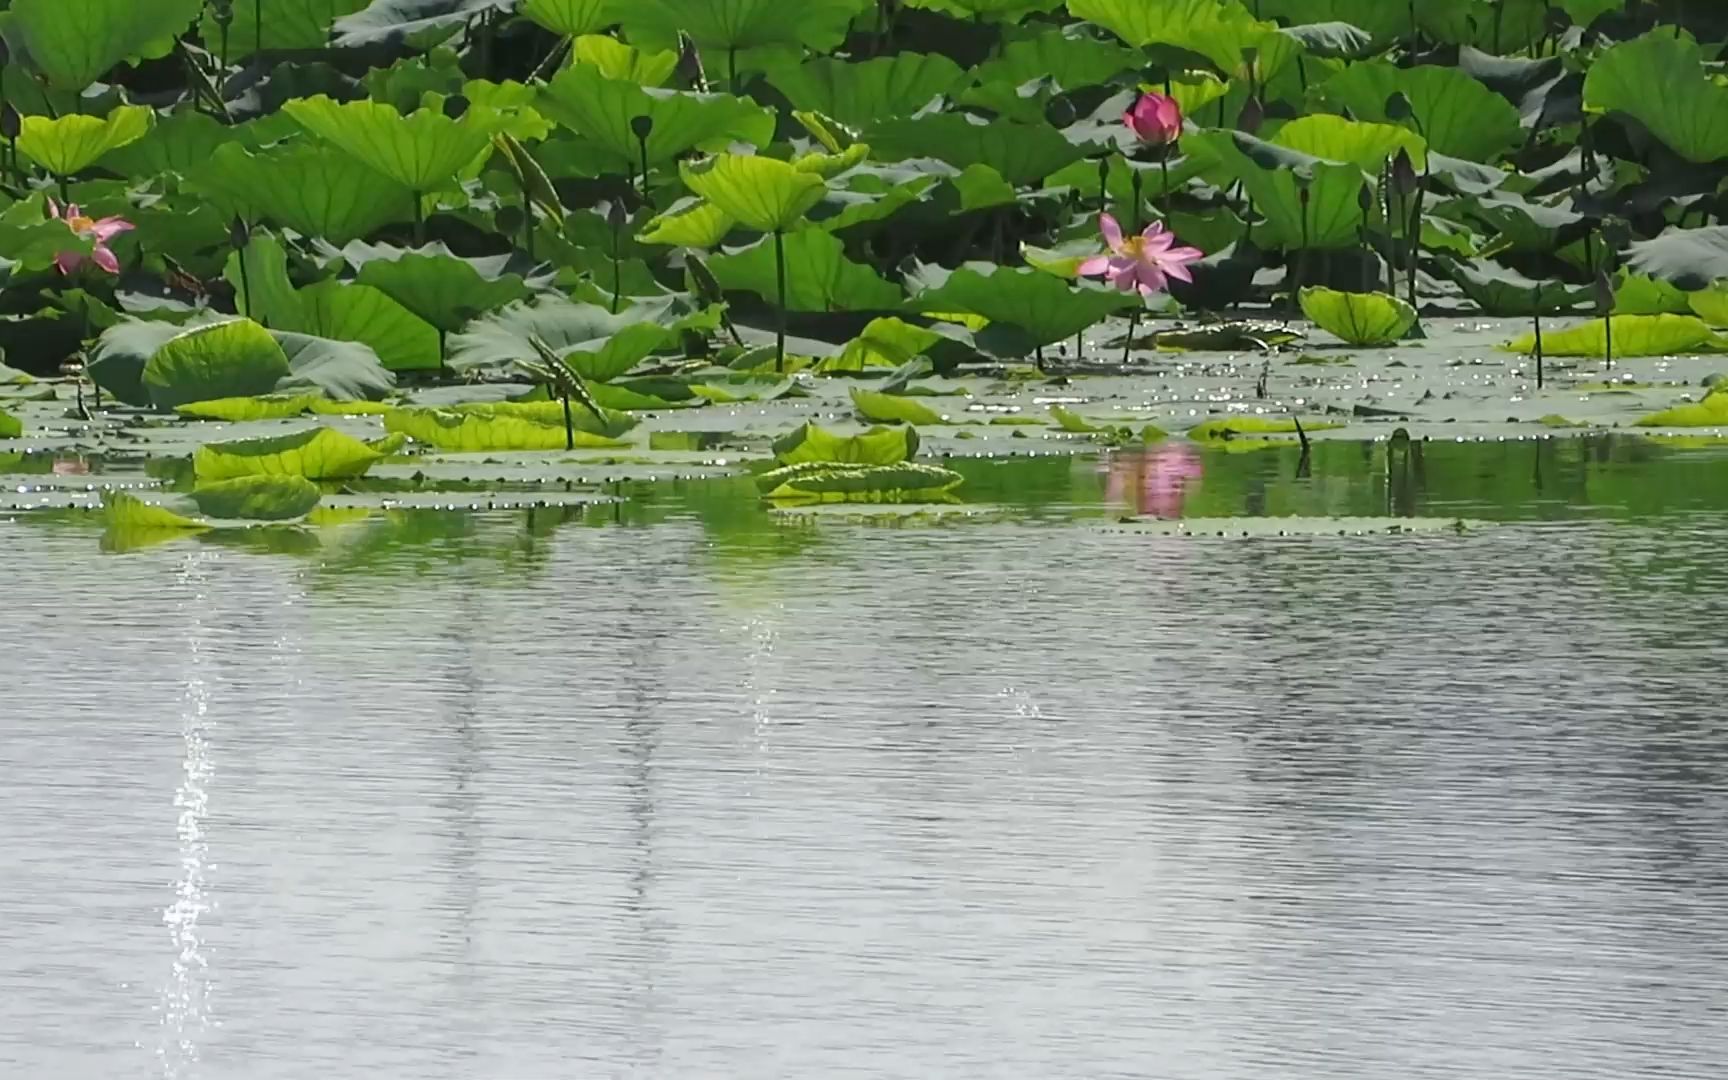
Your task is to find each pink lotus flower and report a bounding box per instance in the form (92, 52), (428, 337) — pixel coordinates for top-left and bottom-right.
(1124, 92), (1182, 146)
(1078, 215), (1204, 296)
(47, 198), (132, 275)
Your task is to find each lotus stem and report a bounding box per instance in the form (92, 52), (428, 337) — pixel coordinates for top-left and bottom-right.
(254, 0), (262, 56)
(1532, 289), (1544, 390)
(1157, 153), (1169, 218)
(1122, 308), (1139, 363)
(1097, 156), (1109, 216)
(237, 245), (253, 320)
(1604, 313), (1613, 369)
(774, 227), (787, 373)
(1130, 168), (1143, 231)
(561, 390), (575, 450)
(57, 174), (69, 205)
(530, 35), (572, 82)
(636, 134), (650, 199)
(728, 47), (738, 95)
(411, 190), (425, 245)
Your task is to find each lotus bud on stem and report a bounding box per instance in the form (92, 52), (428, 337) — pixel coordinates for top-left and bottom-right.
(60, 358), (89, 421)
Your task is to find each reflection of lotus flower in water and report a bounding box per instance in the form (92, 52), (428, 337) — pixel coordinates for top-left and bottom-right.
(52, 457), (91, 476)
(47, 198), (133, 275)
(1104, 443), (1204, 518)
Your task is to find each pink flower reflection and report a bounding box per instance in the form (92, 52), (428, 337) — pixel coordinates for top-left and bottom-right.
(1103, 443), (1204, 518)
(51, 457), (91, 476)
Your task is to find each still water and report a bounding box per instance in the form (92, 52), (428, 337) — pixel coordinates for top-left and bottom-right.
(4, 439), (1728, 1079)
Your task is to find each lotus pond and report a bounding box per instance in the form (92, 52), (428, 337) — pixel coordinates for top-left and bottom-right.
(7, 0), (1728, 1076)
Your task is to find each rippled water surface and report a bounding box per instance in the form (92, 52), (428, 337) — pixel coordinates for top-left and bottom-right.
(5, 442), (1728, 1079)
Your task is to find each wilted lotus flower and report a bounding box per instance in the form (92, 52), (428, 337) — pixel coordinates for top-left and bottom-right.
(1079, 214), (1204, 296)
(1123, 92), (1182, 147)
(47, 198), (133, 275)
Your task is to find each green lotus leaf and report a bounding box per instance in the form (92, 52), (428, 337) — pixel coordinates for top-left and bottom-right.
(850, 388), (945, 426)
(1451, 263), (1589, 316)
(1621, 227), (1728, 292)
(330, 0), (514, 47)
(1504, 315), (1727, 358)
(537, 66), (776, 171)
(1, 0), (202, 89)
(191, 475), (323, 521)
(176, 394), (324, 421)
(1299, 288), (1416, 346)
(1067, 0), (1288, 74)
(0, 408), (21, 439)
(199, 0), (370, 58)
(1635, 391), (1728, 429)
(639, 199), (737, 247)
(1687, 282), (1728, 328)
(571, 34), (678, 87)
(293, 281), (443, 372)
(1264, 0), (1410, 38)
(98, 109), (235, 178)
(1320, 62), (1520, 163)
(102, 491), (205, 531)
(195, 425), (400, 480)
(447, 400), (637, 437)
(822, 318), (946, 372)
(1275, 20), (1375, 59)
(618, 0), (870, 53)
(772, 422), (920, 465)
(907, 264), (1141, 351)
(865, 113), (1084, 186)
(974, 27), (1140, 91)
(557, 322), (681, 383)
(1187, 416), (1344, 441)
(272, 332), (398, 401)
(282, 95), (503, 193)
(1183, 130), (1364, 250)
(521, 0), (620, 34)
(906, 0), (1061, 19)
(188, 142), (416, 244)
(143, 318), (293, 411)
(756, 460), (964, 502)
(1613, 273), (1691, 316)
(223, 233), (303, 327)
(338, 243), (535, 332)
(949, 164), (1019, 212)
(709, 228), (901, 312)
(1583, 31), (1728, 165)
(680, 154), (826, 233)
(1271, 114), (1425, 172)
(18, 105), (153, 176)
(1413, 0), (1545, 51)
(383, 407), (630, 451)
(448, 295), (717, 372)
(1558, 0), (1620, 25)
(768, 53), (968, 131)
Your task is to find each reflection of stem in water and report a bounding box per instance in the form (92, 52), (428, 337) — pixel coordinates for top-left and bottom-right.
(436, 589), (483, 997)
(157, 554), (215, 1079)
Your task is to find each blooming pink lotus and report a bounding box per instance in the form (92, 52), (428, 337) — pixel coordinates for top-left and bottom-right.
(1124, 92), (1182, 147)
(47, 198), (132, 276)
(1078, 214), (1204, 296)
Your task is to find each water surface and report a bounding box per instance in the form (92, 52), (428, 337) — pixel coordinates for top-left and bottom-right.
(4, 442), (1728, 1079)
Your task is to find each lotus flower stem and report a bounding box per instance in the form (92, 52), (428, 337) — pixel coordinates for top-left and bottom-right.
(236, 246), (253, 320)
(1532, 289), (1544, 390)
(1122, 309), (1139, 363)
(1130, 168), (1143, 231)
(774, 227), (787, 372)
(1097, 156), (1109, 216)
